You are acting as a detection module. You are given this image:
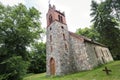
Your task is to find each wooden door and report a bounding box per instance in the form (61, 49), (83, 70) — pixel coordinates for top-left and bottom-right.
(50, 58), (55, 75)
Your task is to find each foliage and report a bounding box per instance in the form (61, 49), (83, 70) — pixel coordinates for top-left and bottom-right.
(24, 61), (120, 80)
(90, 0), (120, 60)
(0, 3), (44, 80)
(76, 26), (100, 42)
(28, 42), (46, 73)
(0, 56), (29, 80)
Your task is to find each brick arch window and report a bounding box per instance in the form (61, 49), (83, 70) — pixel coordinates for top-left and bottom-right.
(58, 15), (61, 22)
(63, 34), (66, 40)
(60, 16), (63, 23)
(49, 15), (53, 24)
(58, 15), (63, 23)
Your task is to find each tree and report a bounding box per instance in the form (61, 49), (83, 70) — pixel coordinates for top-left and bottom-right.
(29, 42), (46, 73)
(0, 56), (29, 80)
(90, 0), (120, 60)
(76, 26), (100, 42)
(0, 3), (44, 80)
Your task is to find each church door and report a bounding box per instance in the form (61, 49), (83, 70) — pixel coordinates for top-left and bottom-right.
(50, 58), (55, 75)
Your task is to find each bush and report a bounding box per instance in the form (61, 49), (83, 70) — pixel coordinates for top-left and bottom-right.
(29, 53), (46, 73)
(0, 56), (29, 80)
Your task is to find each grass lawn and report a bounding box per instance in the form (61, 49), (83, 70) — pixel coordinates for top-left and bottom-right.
(23, 61), (120, 80)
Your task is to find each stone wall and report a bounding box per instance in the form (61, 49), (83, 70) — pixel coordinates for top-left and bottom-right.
(46, 4), (114, 76)
(46, 21), (71, 76)
(69, 35), (91, 72)
(85, 41), (113, 68)
(69, 35), (113, 72)
(46, 21), (113, 76)
(84, 42), (99, 68)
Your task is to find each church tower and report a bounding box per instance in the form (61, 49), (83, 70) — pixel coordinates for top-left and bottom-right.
(46, 4), (70, 76)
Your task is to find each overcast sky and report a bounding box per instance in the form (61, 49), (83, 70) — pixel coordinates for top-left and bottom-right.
(0, 0), (101, 32)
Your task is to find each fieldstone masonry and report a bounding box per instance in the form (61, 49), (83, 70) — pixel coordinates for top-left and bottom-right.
(46, 4), (113, 76)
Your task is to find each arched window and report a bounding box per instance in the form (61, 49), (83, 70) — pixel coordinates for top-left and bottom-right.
(49, 15), (53, 24)
(63, 34), (66, 40)
(50, 27), (52, 30)
(94, 47), (98, 58)
(58, 15), (63, 23)
(65, 44), (68, 52)
(51, 46), (53, 52)
(106, 50), (109, 57)
(60, 16), (63, 23)
(101, 49), (104, 57)
(50, 35), (52, 42)
(61, 26), (64, 29)
(58, 15), (61, 22)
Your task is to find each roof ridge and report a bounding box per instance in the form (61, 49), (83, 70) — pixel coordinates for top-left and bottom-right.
(69, 31), (106, 47)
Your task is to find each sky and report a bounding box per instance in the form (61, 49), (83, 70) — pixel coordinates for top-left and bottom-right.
(0, 0), (101, 32)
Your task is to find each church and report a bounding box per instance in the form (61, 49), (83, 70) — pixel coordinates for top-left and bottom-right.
(46, 4), (113, 76)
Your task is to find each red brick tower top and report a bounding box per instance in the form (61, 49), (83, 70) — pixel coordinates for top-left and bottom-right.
(46, 4), (66, 27)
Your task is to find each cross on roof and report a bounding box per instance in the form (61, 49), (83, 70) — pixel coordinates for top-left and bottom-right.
(103, 66), (112, 75)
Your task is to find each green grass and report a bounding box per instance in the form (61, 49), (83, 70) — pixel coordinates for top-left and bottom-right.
(24, 61), (120, 80)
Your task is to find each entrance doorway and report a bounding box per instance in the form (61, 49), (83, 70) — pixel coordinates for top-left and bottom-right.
(50, 58), (55, 75)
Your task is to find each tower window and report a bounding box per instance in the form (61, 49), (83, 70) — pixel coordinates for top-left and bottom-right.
(65, 44), (68, 52)
(51, 46), (53, 52)
(61, 26), (64, 29)
(58, 15), (63, 23)
(50, 35), (52, 42)
(63, 34), (66, 40)
(58, 15), (61, 22)
(50, 27), (52, 30)
(60, 16), (63, 23)
(49, 15), (53, 24)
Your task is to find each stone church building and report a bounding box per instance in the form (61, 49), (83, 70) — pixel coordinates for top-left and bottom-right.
(46, 4), (113, 76)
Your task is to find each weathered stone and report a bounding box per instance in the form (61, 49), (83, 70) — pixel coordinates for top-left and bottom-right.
(46, 4), (113, 76)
